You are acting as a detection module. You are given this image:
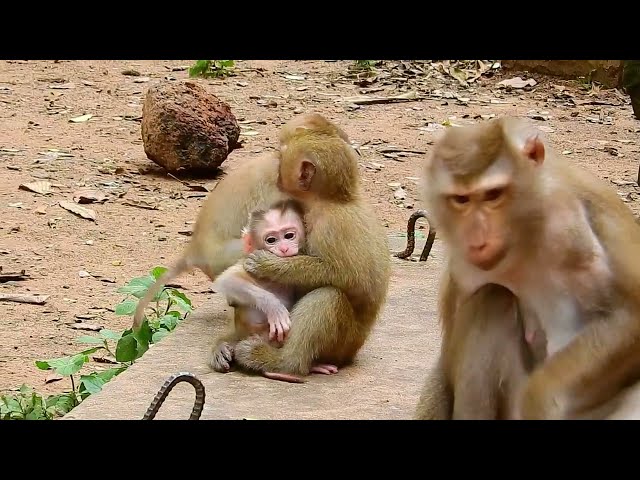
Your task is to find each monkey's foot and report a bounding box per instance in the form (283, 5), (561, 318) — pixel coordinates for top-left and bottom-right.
(209, 342), (234, 373)
(311, 363), (339, 375)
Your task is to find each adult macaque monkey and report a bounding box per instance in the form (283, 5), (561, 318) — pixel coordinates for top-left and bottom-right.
(231, 121), (392, 378)
(416, 282), (547, 419)
(210, 199), (339, 383)
(416, 116), (640, 420)
(131, 113), (351, 332)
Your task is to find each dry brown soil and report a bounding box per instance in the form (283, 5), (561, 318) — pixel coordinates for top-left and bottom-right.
(0, 59), (638, 397)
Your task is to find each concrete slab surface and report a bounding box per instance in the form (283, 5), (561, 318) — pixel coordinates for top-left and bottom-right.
(64, 234), (444, 420)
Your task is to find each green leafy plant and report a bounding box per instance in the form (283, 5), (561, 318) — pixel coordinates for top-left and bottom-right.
(189, 60), (235, 78)
(114, 266), (192, 361)
(0, 266), (192, 420)
(353, 60), (377, 71)
(0, 385), (75, 420)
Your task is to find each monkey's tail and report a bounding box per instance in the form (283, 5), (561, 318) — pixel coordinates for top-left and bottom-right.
(132, 259), (190, 331)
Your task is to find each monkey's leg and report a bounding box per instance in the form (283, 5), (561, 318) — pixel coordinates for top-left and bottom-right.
(234, 287), (355, 376)
(415, 362), (452, 420)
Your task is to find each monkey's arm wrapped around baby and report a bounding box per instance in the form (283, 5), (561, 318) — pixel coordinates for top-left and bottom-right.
(244, 250), (341, 291)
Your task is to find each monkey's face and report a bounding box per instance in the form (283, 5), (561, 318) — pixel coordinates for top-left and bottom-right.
(424, 119), (547, 272)
(260, 210), (305, 258)
(427, 158), (515, 272)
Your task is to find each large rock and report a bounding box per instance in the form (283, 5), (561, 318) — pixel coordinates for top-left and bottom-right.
(502, 60), (622, 88)
(141, 81), (240, 172)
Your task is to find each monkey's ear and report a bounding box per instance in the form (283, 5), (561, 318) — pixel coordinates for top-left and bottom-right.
(522, 134), (545, 165)
(298, 159), (316, 191)
(241, 230), (254, 254)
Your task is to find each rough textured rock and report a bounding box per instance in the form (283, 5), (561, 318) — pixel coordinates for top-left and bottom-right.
(141, 81), (240, 172)
(502, 60), (623, 88)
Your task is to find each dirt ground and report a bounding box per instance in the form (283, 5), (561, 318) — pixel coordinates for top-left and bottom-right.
(0, 60), (638, 397)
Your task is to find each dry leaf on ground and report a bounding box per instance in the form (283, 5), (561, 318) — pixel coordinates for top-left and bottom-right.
(0, 293), (49, 305)
(69, 114), (93, 123)
(497, 77), (537, 89)
(59, 200), (96, 221)
(72, 188), (107, 204)
(19, 181), (52, 195)
(45, 374), (63, 384)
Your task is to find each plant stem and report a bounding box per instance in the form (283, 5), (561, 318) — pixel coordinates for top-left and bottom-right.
(69, 376), (79, 406)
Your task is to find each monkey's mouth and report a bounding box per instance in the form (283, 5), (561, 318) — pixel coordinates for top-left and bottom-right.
(467, 248), (507, 271)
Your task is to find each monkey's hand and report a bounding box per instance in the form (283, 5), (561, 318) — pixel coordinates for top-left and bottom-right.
(244, 250), (336, 290)
(244, 250), (286, 279)
(267, 306), (291, 344)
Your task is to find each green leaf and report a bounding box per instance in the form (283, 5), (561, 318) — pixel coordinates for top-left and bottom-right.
(115, 333), (137, 362)
(47, 353), (87, 376)
(3, 397), (22, 414)
(25, 404), (47, 420)
(76, 335), (105, 345)
(133, 321), (152, 358)
(151, 266), (168, 280)
(158, 314), (178, 331)
(79, 374), (104, 396)
(79, 367), (126, 398)
(115, 298), (138, 316)
(19, 384), (33, 395)
(152, 329), (170, 343)
(116, 275), (155, 298)
(167, 289), (192, 313)
(36, 348), (100, 376)
(35, 360), (50, 371)
(45, 393), (76, 417)
(99, 329), (123, 341)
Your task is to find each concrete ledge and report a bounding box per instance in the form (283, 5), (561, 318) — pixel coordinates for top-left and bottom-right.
(64, 235), (443, 420)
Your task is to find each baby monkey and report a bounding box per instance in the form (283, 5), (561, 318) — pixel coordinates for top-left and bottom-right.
(210, 199), (338, 382)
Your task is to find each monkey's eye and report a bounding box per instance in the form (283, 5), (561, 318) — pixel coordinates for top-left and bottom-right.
(450, 195), (470, 205)
(284, 232), (296, 240)
(265, 236), (277, 245)
(484, 188), (505, 202)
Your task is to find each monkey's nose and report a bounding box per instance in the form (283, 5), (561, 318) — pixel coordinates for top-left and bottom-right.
(280, 246), (289, 254)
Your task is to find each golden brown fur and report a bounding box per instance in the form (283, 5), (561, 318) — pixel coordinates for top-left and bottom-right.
(132, 114), (350, 332)
(231, 124), (392, 377)
(417, 116), (640, 420)
(416, 280), (544, 419)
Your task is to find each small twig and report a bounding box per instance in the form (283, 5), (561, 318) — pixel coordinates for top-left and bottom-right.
(378, 147), (427, 155)
(166, 172), (190, 187)
(0, 268), (29, 283)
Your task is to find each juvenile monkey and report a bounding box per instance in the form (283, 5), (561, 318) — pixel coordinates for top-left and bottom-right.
(215, 199), (306, 346)
(231, 119), (392, 379)
(132, 113), (351, 332)
(209, 199), (338, 383)
(416, 116), (640, 420)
